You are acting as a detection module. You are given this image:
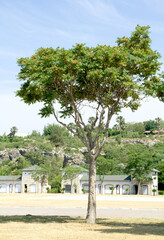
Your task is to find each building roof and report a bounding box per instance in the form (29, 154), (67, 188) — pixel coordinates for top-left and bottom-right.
(81, 175), (131, 181)
(0, 176), (22, 181)
(22, 165), (41, 172)
(61, 164), (89, 172)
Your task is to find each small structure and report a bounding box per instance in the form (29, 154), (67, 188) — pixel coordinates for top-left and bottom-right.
(0, 166), (50, 193)
(61, 165), (159, 196)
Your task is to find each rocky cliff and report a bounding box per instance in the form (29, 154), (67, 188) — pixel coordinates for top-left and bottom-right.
(0, 137), (163, 165)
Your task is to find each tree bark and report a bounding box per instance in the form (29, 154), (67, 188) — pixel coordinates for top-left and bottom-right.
(41, 183), (44, 193)
(71, 180), (74, 194)
(86, 156), (96, 224)
(137, 181), (141, 195)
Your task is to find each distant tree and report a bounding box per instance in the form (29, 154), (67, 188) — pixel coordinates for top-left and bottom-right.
(144, 120), (157, 131)
(157, 160), (164, 184)
(24, 151), (45, 165)
(112, 124), (119, 131)
(155, 117), (162, 131)
(116, 116), (125, 134)
(8, 126), (18, 142)
(160, 120), (164, 129)
(125, 122), (145, 135)
(32, 154), (62, 193)
(62, 165), (83, 194)
(43, 124), (69, 147)
(126, 146), (154, 194)
(32, 165), (49, 193)
(30, 130), (41, 138)
(96, 156), (121, 193)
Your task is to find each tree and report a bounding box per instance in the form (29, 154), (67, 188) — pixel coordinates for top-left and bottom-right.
(62, 165), (83, 193)
(157, 160), (164, 185)
(125, 146), (154, 194)
(8, 126), (18, 142)
(155, 117), (162, 131)
(144, 120), (157, 131)
(17, 25), (163, 223)
(125, 122), (145, 135)
(31, 165), (49, 193)
(96, 156), (121, 193)
(116, 116), (125, 134)
(43, 124), (69, 147)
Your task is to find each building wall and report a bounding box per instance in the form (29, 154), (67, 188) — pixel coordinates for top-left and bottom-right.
(61, 172), (158, 196)
(0, 180), (22, 193)
(80, 180), (132, 194)
(22, 171), (49, 193)
(0, 171), (50, 194)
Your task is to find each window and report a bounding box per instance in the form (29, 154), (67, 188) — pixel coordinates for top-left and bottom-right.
(30, 184), (36, 193)
(9, 184), (13, 193)
(122, 185), (130, 195)
(82, 184), (89, 193)
(0, 184), (7, 193)
(141, 185), (148, 195)
(15, 184), (21, 193)
(65, 185), (71, 193)
(104, 184), (113, 194)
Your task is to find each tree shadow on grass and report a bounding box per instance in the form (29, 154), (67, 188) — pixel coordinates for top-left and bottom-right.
(0, 215), (84, 224)
(95, 218), (164, 237)
(0, 216), (163, 237)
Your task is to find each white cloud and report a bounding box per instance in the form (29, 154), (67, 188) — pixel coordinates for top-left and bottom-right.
(76, 0), (127, 26)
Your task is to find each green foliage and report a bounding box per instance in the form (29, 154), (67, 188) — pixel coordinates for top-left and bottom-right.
(30, 130), (41, 138)
(96, 156), (123, 176)
(43, 124), (67, 147)
(115, 135), (122, 144)
(125, 145), (154, 183)
(124, 132), (140, 138)
(144, 120), (157, 131)
(0, 156), (30, 176)
(43, 124), (83, 149)
(24, 151), (45, 165)
(62, 165), (83, 181)
(125, 122), (145, 136)
(116, 116), (125, 134)
(51, 175), (62, 193)
(157, 160), (164, 184)
(8, 126), (18, 142)
(17, 26), (163, 120)
(158, 190), (164, 195)
(82, 188), (86, 194)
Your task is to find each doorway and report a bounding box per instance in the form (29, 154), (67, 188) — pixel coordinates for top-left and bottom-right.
(24, 184), (28, 193)
(134, 185), (138, 195)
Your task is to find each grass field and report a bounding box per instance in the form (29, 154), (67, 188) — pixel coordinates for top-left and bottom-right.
(0, 194), (163, 240)
(0, 216), (163, 240)
(0, 193), (164, 209)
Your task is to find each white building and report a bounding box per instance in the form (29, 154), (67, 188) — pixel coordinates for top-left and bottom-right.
(62, 166), (159, 196)
(0, 166), (50, 193)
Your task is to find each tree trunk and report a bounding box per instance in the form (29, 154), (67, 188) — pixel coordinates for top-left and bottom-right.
(101, 181), (103, 194)
(71, 180), (74, 194)
(41, 183), (44, 193)
(137, 181), (141, 195)
(86, 156), (96, 224)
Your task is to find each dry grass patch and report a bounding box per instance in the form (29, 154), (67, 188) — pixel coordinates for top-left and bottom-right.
(0, 194), (164, 209)
(0, 216), (163, 240)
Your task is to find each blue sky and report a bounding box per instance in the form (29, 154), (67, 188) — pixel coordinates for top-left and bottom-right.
(0, 0), (164, 135)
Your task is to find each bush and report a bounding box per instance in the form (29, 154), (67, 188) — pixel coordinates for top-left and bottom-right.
(50, 187), (62, 193)
(158, 190), (164, 195)
(82, 189), (86, 194)
(115, 135), (121, 144)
